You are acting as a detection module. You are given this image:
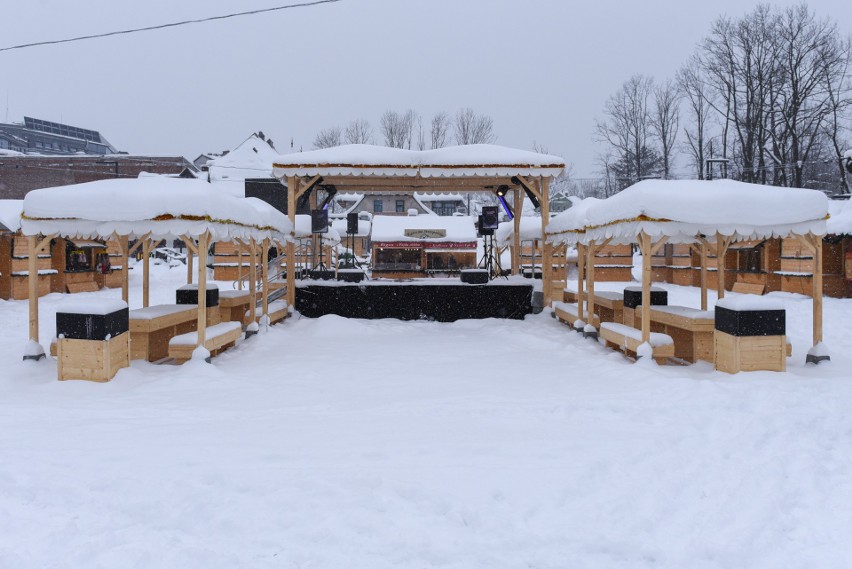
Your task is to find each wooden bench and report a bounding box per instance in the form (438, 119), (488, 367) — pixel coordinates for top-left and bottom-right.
(218, 289), (252, 325)
(66, 281), (100, 293)
(599, 322), (675, 363)
(647, 305), (715, 363)
(246, 299), (289, 326)
(591, 291), (624, 324)
(552, 301), (598, 331)
(168, 321), (243, 363)
(129, 304), (198, 361)
(731, 282), (765, 295)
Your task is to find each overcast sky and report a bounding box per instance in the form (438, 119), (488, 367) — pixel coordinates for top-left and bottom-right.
(1, 0), (851, 176)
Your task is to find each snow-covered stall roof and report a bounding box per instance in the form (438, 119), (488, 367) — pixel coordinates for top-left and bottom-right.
(330, 218), (371, 237)
(495, 217), (544, 245)
(371, 215), (477, 243)
(546, 180), (828, 245)
(272, 144), (565, 179)
(827, 198), (852, 235)
(20, 176), (292, 243)
(0, 199), (23, 232)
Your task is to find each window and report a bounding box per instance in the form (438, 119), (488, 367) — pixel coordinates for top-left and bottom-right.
(373, 199), (383, 213)
(395, 199), (405, 213)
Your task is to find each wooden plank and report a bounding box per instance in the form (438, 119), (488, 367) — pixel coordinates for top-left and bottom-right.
(197, 232), (209, 348)
(66, 281), (100, 294)
(731, 282), (765, 295)
(27, 235), (39, 346)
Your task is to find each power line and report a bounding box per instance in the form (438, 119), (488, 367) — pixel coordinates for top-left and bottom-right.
(0, 0), (343, 53)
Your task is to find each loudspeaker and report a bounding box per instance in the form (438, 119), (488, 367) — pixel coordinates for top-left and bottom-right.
(311, 209), (329, 234)
(477, 214), (494, 236)
(481, 206), (499, 230)
(346, 212), (359, 235)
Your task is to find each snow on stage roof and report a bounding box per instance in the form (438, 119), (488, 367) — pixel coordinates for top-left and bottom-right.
(371, 214), (477, 243)
(272, 144), (565, 179)
(20, 177), (293, 242)
(546, 179), (828, 245)
(827, 198), (852, 235)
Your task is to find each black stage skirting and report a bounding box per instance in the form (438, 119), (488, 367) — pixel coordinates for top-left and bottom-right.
(296, 283), (534, 321)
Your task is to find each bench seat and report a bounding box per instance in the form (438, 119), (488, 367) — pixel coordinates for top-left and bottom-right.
(168, 321), (243, 363)
(246, 299), (289, 325)
(129, 304), (199, 361)
(731, 282), (765, 295)
(553, 301), (598, 329)
(599, 322), (674, 363)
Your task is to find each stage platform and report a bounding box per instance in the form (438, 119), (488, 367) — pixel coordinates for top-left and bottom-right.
(295, 278), (535, 321)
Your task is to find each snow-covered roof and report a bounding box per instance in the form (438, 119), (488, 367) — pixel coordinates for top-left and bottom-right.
(415, 192), (465, 202)
(0, 199), (23, 232)
(208, 134), (279, 183)
(330, 218), (371, 237)
(21, 176), (292, 243)
(371, 214), (477, 243)
(546, 179), (828, 245)
(827, 199), (852, 235)
(495, 217), (544, 245)
(272, 144), (565, 179)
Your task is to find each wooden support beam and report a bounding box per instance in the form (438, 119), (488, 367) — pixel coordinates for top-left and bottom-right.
(236, 243), (243, 291)
(539, 177), (552, 307)
(261, 238), (270, 325)
(812, 234), (823, 346)
(142, 239), (153, 308)
(512, 189), (522, 276)
(295, 174), (322, 199)
(638, 232), (652, 344)
(197, 231), (209, 349)
(117, 234), (129, 304)
(696, 239), (709, 311)
(248, 238), (258, 324)
(715, 232), (733, 301)
(128, 232), (151, 256)
(182, 235), (196, 285)
(513, 175), (542, 202)
(27, 235), (39, 345)
(34, 234), (54, 255)
(577, 243), (586, 322)
(286, 176), (298, 308)
(650, 236), (669, 256)
(586, 241), (596, 327)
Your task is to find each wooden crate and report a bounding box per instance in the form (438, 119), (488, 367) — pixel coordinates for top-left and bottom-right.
(714, 330), (786, 373)
(57, 333), (130, 382)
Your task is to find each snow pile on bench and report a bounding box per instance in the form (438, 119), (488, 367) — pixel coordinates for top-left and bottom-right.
(600, 322), (674, 347)
(716, 296), (785, 311)
(58, 298), (127, 315)
(650, 305), (714, 320)
(129, 304), (197, 320)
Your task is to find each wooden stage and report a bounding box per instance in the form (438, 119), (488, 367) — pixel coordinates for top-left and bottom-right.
(295, 278), (534, 321)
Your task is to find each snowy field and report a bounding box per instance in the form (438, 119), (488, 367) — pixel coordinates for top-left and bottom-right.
(1, 261), (852, 568)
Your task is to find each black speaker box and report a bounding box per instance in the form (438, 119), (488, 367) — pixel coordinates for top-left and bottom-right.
(347, 212), (359, 235)
(311, 209), (329, 234)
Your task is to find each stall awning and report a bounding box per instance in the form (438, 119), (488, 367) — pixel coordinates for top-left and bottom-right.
(67, 239), (106, 249)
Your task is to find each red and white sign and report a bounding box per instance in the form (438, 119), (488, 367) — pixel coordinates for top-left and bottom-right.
(374, 241), (476, 250)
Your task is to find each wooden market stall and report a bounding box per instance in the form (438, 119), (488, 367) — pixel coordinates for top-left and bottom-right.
(272, 144), (565, 305)
(546, 179), (830, 367)
(20, 176), (292, 376)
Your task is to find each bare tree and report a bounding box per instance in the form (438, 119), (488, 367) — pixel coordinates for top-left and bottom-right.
(595, 74), (661, 188)
(380, 110), (414, 148)
(344, 119), (373, 144)
(402, 109), (417, 149)
(651, 78), (681, 179)
(313, 126), (342, 149)
(416, 115), (426, 150)
(678, 56), (713, 179)
(430, 112), (451, 149)
(454, 108), (496, 145)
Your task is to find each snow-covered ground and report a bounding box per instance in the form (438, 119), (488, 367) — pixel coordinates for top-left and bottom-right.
(1, 261), (851, 568)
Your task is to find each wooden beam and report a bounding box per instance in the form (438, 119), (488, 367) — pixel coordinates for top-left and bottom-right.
(650, 236), (669, 256)
(512, 189), (522, 275)
(248, 238), (258, 325)
(539, 177), (552, 307)
(586, 241), (596, 327)
(698, 240), (708, 311)
(296, 174), (322, 199)
(34, 234), (54, 255)
(715, 233), (733, 300)
(128, 232), (151, 256)
(181, 235), (199, 255)
(261, 238), (270, 326)
(27, 235), (39, 345)
(316, 175), (516, 190)
(197, 231), (209, 349)
(118, 234), (129, 304)
(142, 239), (153, 308)
(286, 176), (298, 308)
(513, 175), (542, 202)
(577, 243), (586, 322)
(638, 232), (652, 344)
(182, 234), (197, 285)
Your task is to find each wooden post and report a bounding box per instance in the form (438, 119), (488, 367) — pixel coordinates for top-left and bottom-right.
(118, 234), (129, 305)
(539, 177), (552, 306)
(699, 240), (708, 311)
(286, 176), (298, 307)
(586, 241), (596, 327)
(512, 189), (521, 275)
(812, 236), (823, 346)
(639, 232), (652, 344)
(262, 238), (270, 324)
(247, 239), (258, 324)
(196, 232), (209, 349)
(186, 241), (193, 284)
(715, 232), (731, 301)
(237, 244), (243, 290)
(577, 243), (586, 322)
(27, 235), (39, 345)
(142, 239), (152, 308)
